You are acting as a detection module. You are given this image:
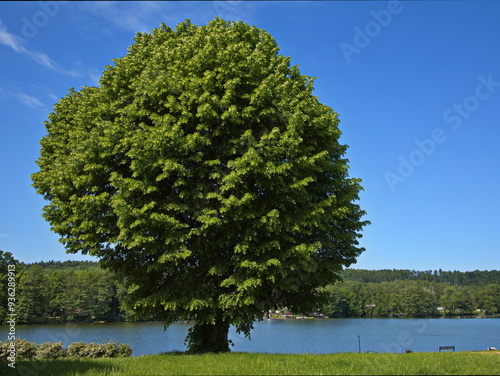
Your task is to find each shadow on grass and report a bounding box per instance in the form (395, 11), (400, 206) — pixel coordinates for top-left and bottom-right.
(0, 358), (119, 376)
(157, 351), (189, 356)
(156, 350), (237, 356)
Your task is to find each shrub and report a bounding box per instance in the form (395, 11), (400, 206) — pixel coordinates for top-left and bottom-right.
(85, 342), (115, 358)
(16, 339), (37, 361)
(36, 341), (66, 359)
(0, 340), (133, 361)
(100, 343), (119, 358)
(0, 340), (35, 362)
(0, 341), (11, 362)
(68, 342), (133, 358)
(66, 341), (88, 358)
(85, 342), (101, 358)
(117, 343), (133, 357)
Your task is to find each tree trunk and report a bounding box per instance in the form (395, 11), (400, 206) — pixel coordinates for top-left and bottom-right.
(186, 318), (231, 353)
(202, 321), (230, 353)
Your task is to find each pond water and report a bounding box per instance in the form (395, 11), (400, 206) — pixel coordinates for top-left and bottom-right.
(8, 318), (500, 357)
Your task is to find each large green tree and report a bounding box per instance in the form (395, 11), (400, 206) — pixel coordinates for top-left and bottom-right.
(32, 18), (368, 352)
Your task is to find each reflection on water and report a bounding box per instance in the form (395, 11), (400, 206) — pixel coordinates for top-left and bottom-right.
(10, 318), (499, 357)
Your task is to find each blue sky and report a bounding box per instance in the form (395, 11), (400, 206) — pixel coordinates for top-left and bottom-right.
(1, 1), (499, 272)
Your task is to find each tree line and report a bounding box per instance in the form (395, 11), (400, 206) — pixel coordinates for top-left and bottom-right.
(338, 268), (500, 286)
(0, 251), (136, 324)
(1, 251), (499, 324)
(321, 279), (500, 318)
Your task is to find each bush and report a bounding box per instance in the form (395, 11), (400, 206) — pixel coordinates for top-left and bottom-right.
(0, 340), (133, 361)
(100, 343), (119, 358)
(66, 341), (88, 358)
(15, 339), (37, 361)
(85, 342), (112, 358)
(36, 341), (66, 359)
(0, 341), (11, 362)
(0, 340), (33, 362)
(117, 343), (133, 357)
(84, 342), (132, 357)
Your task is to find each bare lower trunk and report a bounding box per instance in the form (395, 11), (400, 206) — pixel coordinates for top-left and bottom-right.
(201, 321), (230, 353)
(187, 319), (231, 353)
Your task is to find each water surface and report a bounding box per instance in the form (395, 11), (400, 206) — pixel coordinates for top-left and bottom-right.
(10, 318), (499, 357)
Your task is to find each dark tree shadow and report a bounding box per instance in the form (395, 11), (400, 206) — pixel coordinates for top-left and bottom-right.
(0, 359), (120, 376)
(157, 351), (189, 356)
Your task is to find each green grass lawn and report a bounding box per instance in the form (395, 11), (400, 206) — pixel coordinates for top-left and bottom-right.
(3, 351), (500, 376)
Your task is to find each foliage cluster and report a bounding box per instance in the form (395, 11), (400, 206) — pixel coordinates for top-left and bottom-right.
(0, 340), (132, 362)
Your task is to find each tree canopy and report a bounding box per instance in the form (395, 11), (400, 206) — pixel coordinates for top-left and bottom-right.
(32, 18), (368, 352)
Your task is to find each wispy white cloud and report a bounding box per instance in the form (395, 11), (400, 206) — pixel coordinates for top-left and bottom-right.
(79, 1), (168, 33)
(88, 67), (102, 86)
(48, 91), (59, 101)
(212, 1), (248, 22)
(0, 19), (81, 77)
(0, 20), (57, 69)
(76, 1), (251, 34)
(14, 92), (44, 108)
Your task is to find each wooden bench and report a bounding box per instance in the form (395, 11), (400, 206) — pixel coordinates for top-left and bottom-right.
(439, 346), (455, 352)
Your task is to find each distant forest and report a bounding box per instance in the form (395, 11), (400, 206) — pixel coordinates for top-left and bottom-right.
(1, 251), (499, 324)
